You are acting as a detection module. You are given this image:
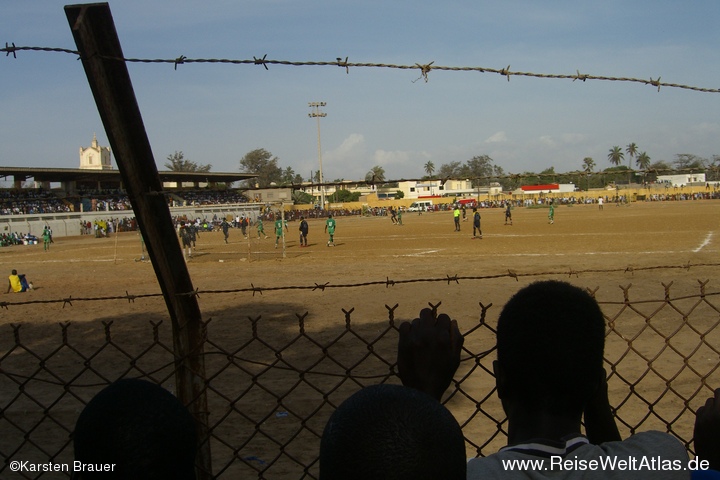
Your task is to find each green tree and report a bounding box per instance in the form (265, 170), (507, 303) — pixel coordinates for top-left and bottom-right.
(394, 190), (405, 199)
(292, 191), (314, 204)
(649, 160), (671, 171)
(329, 188), (361, 202)
(582, 157), (595, 190)
(459, 155), (495, 180)
(709, 155), (720, 182)
(635, 152), (651, 184)
(636, 152), (651, 170)
(626, 143), (638, 184)
(164, 151), (212, 172)
(437, 161), (462, 179)
(674, 154), (706, 170)
(645, 160), (671, 183)
(626, 143), (638, 167)
(538, 167), (557, 185)
(424, 161), (435, 178)
(608, 146), (624, 167)
(280, 166), (303, 185)
(239, 149), (282, 187)
(365, 165), (386, 183)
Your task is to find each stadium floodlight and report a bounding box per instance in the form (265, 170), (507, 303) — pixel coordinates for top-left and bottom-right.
(308, 102), (327, 210)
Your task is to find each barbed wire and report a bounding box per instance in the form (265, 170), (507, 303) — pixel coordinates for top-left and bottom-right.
(2, 263), (719, 310)
(240, 166), (719, 192)
(3, 43), (719, 94)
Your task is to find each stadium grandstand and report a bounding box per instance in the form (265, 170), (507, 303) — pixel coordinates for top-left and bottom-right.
(0, 166), (256, 214)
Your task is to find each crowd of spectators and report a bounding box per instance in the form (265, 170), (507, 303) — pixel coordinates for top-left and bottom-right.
(79, 217), (139, 236)
(2, 186), (720, 218)
(172, 190), (249, 206)
(0, 232), (38, 247)
(0, 189), (71, 215)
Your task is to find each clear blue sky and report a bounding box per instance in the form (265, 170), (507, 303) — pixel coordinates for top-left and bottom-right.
(1, 1), (719, 185)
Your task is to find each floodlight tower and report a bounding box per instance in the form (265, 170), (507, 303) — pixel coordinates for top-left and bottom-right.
(308, 102), (327, 210)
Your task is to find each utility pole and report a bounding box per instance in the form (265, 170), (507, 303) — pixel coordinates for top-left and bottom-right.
(308, 102), (327, 210)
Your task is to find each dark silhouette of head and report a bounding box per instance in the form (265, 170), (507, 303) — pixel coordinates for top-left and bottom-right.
(320, 384), (466, 480)
(73, 379), (197, 480)
(496, 280), (606, 416)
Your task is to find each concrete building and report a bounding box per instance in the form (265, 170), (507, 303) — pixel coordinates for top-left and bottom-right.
(79, 133), (113, 170)
(382, 179), (498, 200)
(657, 173), (706, 186)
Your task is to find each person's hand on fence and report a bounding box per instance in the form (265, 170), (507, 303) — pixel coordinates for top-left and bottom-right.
(397, 308), (463, 401)
(694, 387), (720, 471)
(583, 368), (621, 444)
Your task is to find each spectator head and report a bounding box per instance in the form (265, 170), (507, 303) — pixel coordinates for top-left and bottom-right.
(320, 384), (466, 480)
(495, 280), (606, 417)
(72, 379), (197, 480)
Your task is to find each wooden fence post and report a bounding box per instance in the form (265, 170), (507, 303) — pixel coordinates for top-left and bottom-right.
(65, 4), (212, 478)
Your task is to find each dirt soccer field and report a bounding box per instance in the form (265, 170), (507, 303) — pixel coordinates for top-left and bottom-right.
(2, 200), (720, 478)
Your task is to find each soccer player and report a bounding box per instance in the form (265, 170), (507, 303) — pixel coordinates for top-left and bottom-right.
(453, 205), (461, 232)
(548, 201), (555, 224)
(257, 217), (268, 239)
(504, 203), (513, 225)
(42, 226), (52, 251)
(299, 216), (309, 247)
(178, 221), (193, 259)
(472, 207), (482, 239)
(274, 215), (283, 249)
(325, 214), (336, 247)
(220, 218), (230, 244)
(240, 216), (248, 238)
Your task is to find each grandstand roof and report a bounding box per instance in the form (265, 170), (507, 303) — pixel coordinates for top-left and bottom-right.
(0, 166), (255, 185)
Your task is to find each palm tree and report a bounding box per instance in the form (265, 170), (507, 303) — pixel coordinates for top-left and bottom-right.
(424, 161), (435, 195)
(636, 152), (651, 170)
(365, 165), (386, 183)
(608, 146), (624, 167)
(636, 152), (651, 185)
(424, 161), (435, 178)
(582, 157), (595, 190)
(626, 143), (638, 184)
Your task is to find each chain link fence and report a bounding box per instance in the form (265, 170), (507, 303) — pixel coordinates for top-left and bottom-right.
(1, 280), (719, 479)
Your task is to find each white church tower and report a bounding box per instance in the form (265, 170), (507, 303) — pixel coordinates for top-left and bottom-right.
(79, 133), (112, 170)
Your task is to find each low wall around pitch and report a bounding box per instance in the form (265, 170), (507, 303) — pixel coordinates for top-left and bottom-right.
(0, 203), (264, 238)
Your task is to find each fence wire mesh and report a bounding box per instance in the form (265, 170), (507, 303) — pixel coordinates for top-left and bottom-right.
(1, 280), (718, 479)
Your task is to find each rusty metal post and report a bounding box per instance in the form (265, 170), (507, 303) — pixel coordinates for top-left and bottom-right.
(64, 4), (212, 478)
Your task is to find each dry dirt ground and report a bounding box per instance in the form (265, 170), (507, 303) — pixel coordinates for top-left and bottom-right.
(2, 200), (720, 479)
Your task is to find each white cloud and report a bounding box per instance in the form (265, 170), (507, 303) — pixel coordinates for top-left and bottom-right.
(333, 133), (366, 157)
(373, 149), (410, 166)
(485, 131), (507, 143)
(538, 133), (588, 149)
(318, 133), (368, 180)
(539, 136), (556, 148)
(373, 150), (431, 179)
